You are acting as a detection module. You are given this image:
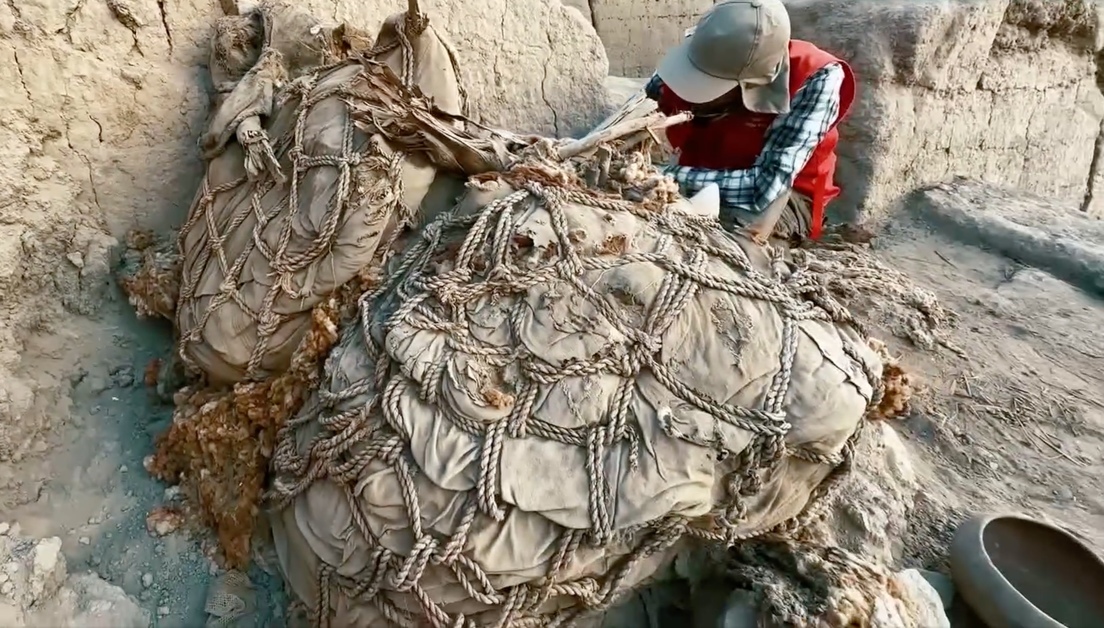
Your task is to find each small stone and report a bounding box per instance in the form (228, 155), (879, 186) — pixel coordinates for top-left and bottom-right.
(66, 251), (85, 268)
(1054, 486), (1074, 502)
(893, 569), (950, 628)
(157, 605), (170, 617)
(110, 365), (135, 388)
(88, 516), (101, 525)
(0, 582), (11, 596)
(0, 573), (7, 584)
(79, 536), (91, 545)
(31, 537), (66, 601)
(145, 508), (183, 537)
(119, 465), (128, 473)
(90, 555), (101, 566)
(0, 523), (8, 536)
(142, 573), (154, 588)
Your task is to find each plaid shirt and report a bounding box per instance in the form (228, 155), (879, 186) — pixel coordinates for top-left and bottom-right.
(645, 63), (845, 214)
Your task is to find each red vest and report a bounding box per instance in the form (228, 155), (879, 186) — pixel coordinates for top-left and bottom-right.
(658, 40), (856, 239)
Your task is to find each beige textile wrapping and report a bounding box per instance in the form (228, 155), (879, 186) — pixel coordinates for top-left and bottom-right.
(176, 3), (467, 385)
(268, 171), (885, 626)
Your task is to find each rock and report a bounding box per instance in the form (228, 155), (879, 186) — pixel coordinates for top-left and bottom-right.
(30, 573), (150, 628)
(889, 569), (951, 628)
(141, 573), (153, 588)
(561, 0), (593, 26)
(0, 523), (9, 536)
(912, 179), (1104, 296)
(109, 365), (135, 388)
(0, 529), (146, 628)
(813, 421), (918, 566)
(145, 507), (184, 537)
(29, 538), (67, 603)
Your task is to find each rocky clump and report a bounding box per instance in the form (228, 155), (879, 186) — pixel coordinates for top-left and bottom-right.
(0, 523), (148, 627)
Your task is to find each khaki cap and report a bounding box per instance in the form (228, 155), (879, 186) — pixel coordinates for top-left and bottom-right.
(657, 0), (792, 113)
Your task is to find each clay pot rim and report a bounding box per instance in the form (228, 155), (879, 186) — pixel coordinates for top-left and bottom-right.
(950, 512), (1104, 628)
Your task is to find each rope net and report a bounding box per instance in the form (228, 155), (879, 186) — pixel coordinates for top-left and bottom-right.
(267, 144), (887, 625)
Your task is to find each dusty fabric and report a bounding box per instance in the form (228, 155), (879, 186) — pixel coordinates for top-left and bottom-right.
(268, 159), (884, 626)
(175, 3), (468, 384)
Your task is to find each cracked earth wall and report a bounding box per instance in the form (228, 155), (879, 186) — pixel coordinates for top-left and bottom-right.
(0, 0), (607, 474)
(580, 0), (1104, 223)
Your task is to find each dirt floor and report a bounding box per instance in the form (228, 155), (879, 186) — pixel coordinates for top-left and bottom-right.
(0, 310), (287, 625)
(873, 217), (1104, 561)
(0, 204), (1101, 625)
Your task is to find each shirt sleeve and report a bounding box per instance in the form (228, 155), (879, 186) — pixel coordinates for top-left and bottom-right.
(663, 62), (845, 214)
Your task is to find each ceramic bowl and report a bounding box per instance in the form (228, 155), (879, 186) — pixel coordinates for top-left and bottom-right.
(950, 513), (1104, 628)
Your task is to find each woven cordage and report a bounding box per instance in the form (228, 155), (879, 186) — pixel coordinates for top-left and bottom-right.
(175, 7), (457, 384)
(269, 153), (885, 626)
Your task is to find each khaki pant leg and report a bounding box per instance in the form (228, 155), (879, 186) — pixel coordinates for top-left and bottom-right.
(723, 192), (822, 240)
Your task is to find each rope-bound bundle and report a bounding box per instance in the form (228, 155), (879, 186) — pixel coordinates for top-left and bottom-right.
(174, 0), (472, 386)
(267, 143), (886, 625)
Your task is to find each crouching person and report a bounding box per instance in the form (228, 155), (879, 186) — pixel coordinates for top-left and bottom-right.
(646, 0), (856, 242)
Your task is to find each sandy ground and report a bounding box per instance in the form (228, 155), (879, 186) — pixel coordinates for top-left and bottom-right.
(0, 207), (1101, 624)
(0, 311), (288, 626)
(875, 218), (1104, 559)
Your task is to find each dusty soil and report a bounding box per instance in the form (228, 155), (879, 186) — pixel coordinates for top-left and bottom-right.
(0, 307), (288, 626)
(0, 206), (1101, 625)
